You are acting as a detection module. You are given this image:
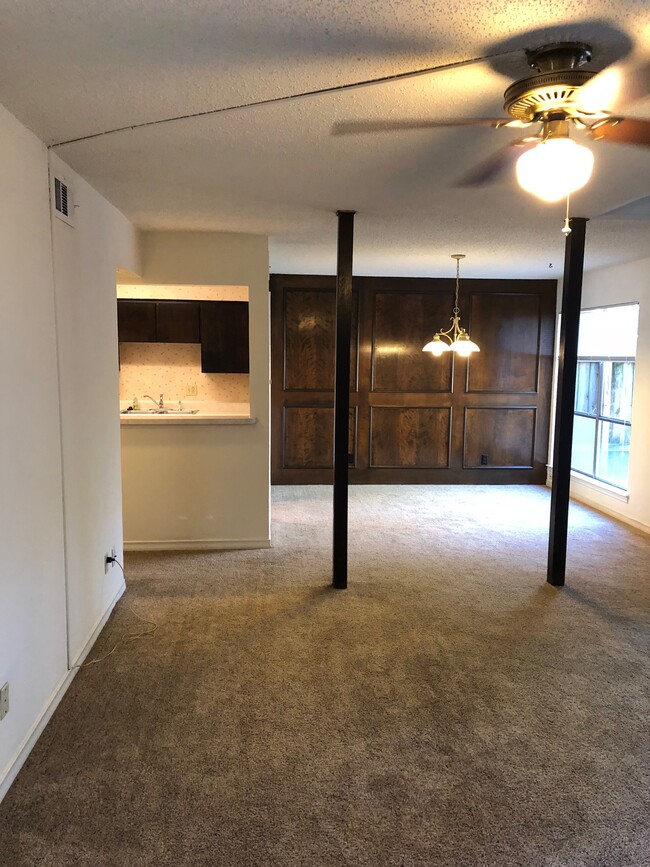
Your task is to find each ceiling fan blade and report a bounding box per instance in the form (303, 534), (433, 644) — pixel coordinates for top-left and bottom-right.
(333, 118), (517, 135)
(573, 59), (650, 115)
(455, 138), (538, 187)
(588, 118), (650, 147)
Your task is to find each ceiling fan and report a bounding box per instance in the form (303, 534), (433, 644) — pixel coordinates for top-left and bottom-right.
(333, 42), (650, 202)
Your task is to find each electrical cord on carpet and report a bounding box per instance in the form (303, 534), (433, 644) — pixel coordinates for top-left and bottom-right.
(71, 558), (158, 669)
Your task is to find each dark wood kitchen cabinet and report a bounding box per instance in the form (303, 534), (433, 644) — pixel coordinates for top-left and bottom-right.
(200, 301), (249, 373)
(117, 300), (157, 342)
(156, 301), (200, 343)
(117, 299), (200, 343)
(117, 299), (250, 373)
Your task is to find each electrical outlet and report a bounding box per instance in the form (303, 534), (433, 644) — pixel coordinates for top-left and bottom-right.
(0, 682), (9, 721)
(104, 547), (116, 574)
(481, 454), (489, 465)
(186, 382), (198, 397)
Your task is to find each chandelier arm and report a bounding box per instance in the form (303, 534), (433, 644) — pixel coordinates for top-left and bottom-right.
(434, 331), (454, 345)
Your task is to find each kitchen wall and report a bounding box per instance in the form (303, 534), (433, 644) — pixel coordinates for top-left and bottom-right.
(549, 254), (650, 533)
(121, 231), (270, 549)
(119, 344), (249, 405)
(0, 105), (139, 801)
(118, 284), (247, 301)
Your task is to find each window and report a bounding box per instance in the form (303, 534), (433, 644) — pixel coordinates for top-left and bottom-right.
(571, 304), (639, 490)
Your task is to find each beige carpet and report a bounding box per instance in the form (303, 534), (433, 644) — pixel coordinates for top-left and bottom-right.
(1, 486), (649, 866)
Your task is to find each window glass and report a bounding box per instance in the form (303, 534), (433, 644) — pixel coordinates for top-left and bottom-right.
(596, 422), (631, 489)
(601, 361), (634, 421)
(577, 304), (639, 357)
(569, 303), (638, 491)
(575, 361), (599, 415)
(571, 415), (596, 476)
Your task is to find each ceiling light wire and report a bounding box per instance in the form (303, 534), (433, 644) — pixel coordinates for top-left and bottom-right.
(50, 49), (520, 148)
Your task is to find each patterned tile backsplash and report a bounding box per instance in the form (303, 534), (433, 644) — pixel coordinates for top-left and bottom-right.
(119, 343), (249, 404)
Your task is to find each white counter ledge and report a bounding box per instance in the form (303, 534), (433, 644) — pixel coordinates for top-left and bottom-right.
(119, 401), (255, 425)
(120, 413), (256, 426)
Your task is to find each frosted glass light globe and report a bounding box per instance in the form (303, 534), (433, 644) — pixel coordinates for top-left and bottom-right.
(516, 138), (594, 203)
(453, 338), (480, 357)
(422, 337), (449, 356)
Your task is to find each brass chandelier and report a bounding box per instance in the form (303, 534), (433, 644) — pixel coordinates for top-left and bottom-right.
(422, 254), (480, 357)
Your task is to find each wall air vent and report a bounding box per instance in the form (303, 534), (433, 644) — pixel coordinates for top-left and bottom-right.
(51, 174), (75, 227)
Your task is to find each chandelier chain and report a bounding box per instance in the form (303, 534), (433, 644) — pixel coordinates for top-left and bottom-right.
(453, 257), (460, 316)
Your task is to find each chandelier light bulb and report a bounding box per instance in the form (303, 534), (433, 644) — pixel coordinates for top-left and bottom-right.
(516, 137), (594, 203)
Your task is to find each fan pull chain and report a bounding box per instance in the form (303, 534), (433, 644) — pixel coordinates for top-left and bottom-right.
(561, 194), (572, 237)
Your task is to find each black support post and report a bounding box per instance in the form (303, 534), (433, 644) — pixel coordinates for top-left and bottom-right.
(547, 217), (588, 587)
(332, 210), (355, 590)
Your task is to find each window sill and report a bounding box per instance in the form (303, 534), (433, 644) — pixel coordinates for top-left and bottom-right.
(546, 466), (630, 503)
(570, 472), (629, 502)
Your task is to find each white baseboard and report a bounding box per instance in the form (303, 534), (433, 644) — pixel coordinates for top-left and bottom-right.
(123, 538), (271, 551)
(0, 581), (125, 805)
(546, 472), (649, 535)
(568, 486), (649, 534)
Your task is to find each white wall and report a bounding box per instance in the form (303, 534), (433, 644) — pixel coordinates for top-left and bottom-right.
(49, 153), (140, 662)
(550, 256), (650, 533)
(0, 105), (69, 801)
(121, 232), (270, 547)
(0, 107), (140, 800)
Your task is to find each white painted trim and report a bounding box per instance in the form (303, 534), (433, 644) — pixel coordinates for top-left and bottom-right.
(123, 538), (271, 551)
(569, 473), (630, 503)
(547, 466), (630, 503)
(69, 581), (126, 668)
(0, 581), (125, 805)
(567, 487), (649, 535)
(545, 474), (649, 535)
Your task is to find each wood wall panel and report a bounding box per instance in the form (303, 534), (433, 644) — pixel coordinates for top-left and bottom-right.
(467, 293), (541, 393)
(372, 292), (454, 393)
(283, 406), (357, 469)
(271, 274), (556, 485)
(284, 289), (358, 391)
(370, 407), (450, 468)
(464, 407), (536, 468)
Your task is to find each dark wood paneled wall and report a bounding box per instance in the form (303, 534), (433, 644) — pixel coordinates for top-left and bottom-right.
(271, 274), (556, 485)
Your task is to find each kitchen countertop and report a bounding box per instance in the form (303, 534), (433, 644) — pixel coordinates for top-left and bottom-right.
(120, 413), (256, 426)
(119, 402), (255, 426)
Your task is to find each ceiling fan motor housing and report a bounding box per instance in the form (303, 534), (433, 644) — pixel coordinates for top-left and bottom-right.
(504, 42), (596, 122)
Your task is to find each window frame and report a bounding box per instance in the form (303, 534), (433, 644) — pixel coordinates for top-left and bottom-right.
(572, 357), (634, 490)
(569, 300), (639, 493)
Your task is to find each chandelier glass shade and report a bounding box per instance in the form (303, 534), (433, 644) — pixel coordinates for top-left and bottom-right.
(422, 254), (480, 357)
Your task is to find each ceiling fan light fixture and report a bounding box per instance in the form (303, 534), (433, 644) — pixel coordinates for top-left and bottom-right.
(516, 136), (594, 203)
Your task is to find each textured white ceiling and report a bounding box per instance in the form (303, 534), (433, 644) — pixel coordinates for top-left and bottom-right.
(0, 0), (648, 278)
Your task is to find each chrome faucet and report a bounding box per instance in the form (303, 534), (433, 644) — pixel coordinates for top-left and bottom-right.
(143, 393), (164, 410)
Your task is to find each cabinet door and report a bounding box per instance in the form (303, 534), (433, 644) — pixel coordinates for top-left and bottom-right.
(156, 301), (200, 343)
(200, 301), (249, 373)
(117, 300), (157, 342)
